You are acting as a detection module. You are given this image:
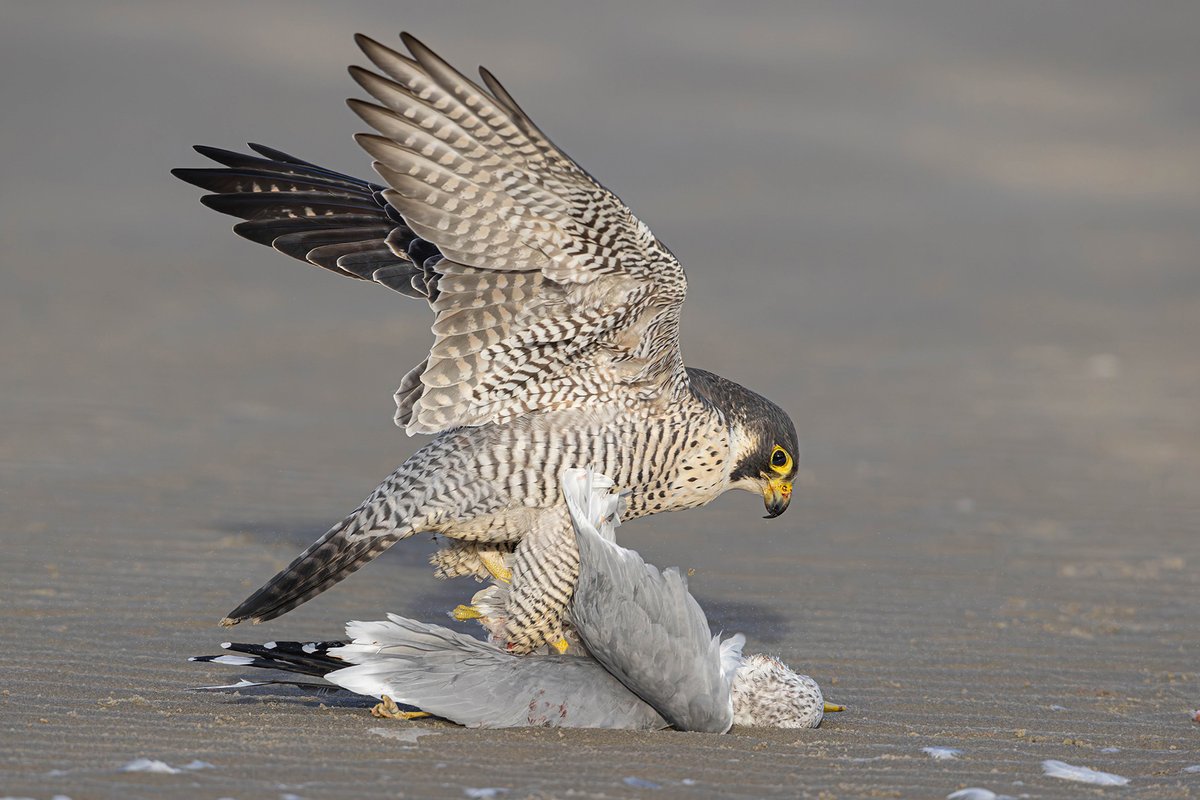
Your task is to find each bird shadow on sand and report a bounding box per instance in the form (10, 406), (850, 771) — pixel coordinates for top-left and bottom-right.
(219, 686), (372, 710)
(690, 595), (792, 645)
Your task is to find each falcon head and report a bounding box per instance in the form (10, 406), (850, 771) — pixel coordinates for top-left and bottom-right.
(686, 368), (799, 518)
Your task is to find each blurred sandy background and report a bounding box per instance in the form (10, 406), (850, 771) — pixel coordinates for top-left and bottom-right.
(2, 2), (1198, 798)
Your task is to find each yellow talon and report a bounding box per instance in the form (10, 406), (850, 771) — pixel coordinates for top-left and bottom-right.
(823, 701), (846, 713)
(371, 694), (431, 720)
(551, 638), (570, 654)
(479, 551), (512, 584)
(452, 604), (483, 621)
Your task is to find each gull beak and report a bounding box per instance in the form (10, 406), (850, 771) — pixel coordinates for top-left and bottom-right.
(823, 702), (846, 713)
(762, 477), (792, 518)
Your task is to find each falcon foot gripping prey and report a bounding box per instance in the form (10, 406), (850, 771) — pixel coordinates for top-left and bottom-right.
(176, 31), (800, 652)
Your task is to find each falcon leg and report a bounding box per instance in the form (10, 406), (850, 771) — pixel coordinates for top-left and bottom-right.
(429, 541), (516, 581)
(479, 551), (512, 584)
(503, 506), (578, 655)
(371, 695), (431, 720)
(450, 584), (510, 646)
(451, 604), (483, 620)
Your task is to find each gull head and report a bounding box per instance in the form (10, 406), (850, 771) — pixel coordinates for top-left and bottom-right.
(731, 653), (827, 728)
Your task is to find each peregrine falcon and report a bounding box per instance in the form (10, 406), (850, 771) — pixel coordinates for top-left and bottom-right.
(175, 32), (799, 652)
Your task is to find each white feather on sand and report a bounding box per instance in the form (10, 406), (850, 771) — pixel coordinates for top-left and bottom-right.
(119, 758), (215, 774)
(924, 747), (963, 760)
(120, 759), (180, 774)
(1041, 759), (1129, 786)
(946, 789), (1015, 800)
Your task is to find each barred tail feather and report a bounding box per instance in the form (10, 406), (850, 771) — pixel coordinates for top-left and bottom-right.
(221, 510), (405, 626)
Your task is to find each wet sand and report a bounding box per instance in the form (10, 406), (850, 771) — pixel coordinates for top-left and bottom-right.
(3, 3), (1199, 798)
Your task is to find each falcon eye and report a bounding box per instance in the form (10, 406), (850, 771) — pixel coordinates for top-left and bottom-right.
(770, 446), (792, 473)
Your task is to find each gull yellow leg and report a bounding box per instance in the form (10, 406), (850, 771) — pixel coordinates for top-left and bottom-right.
(371, 694), (431, 720)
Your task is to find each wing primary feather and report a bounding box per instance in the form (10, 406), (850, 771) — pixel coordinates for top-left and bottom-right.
(246, 143), (323, 167)
(180, 29), (692, 438)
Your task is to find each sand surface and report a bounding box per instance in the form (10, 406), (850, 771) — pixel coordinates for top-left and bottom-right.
(3, 3), (1199, 798)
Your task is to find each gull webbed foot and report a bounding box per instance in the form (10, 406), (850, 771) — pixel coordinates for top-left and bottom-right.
(370, 694), (430, 720)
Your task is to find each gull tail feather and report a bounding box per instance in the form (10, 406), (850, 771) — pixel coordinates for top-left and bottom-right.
(189, 640), (399, 704)
(190, 639), (345, 676)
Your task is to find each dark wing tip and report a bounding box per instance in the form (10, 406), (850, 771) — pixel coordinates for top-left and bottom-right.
(347, 63), (374, 88)
(398, 31), (424, 54)
(477, 65), (499, 89)
(353, 131), (391, 148)
(246, 143), (311, 166)
(170, 167), (205, 189)
(198, 193), (227, 214)
(192, 144), (243, 163)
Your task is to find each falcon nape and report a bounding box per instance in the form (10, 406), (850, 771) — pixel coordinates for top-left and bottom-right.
(175, 32), (799, 653)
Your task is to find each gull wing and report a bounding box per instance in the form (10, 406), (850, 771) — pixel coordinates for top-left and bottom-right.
(328, 614), (666, 729)
(563, 470), (739, 733)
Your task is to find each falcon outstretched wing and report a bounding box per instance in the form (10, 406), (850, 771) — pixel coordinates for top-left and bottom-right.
(175, 33), (691, 435)
(350, 33), (690, 433)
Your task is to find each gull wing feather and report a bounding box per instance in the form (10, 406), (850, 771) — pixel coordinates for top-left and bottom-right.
(327, 614), (666, 729)
(563, 469), (736, 733)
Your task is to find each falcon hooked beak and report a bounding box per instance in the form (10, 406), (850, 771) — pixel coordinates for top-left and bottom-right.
(762, 476), (792, 519)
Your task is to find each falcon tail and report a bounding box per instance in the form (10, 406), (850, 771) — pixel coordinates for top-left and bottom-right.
(221, 510), (402, 626)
